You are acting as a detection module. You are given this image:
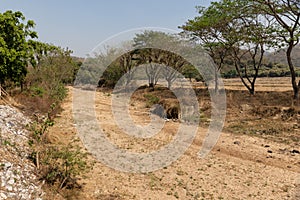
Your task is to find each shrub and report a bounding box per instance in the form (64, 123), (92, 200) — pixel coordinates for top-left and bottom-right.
(28, 105), (93, 191)
(144, 94), (160, 108)
(30, 86), (45, 97)
(39, 140), (91, 189)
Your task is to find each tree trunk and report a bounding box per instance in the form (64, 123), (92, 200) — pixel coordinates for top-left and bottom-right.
(250, 81), (255, 95)
(167, 80), (171, 89)
(214, 66), (219, 94)
(235, 63), (255, 95)
(286, 43), (299, 99)
(20, 80), (24, 92)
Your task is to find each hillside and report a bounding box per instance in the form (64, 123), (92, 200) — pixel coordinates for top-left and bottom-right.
(220, 45), (300, 78)
(266, 45), (300, 68)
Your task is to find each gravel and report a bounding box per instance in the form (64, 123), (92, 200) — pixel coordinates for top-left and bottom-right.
(0, 105), (44, 200)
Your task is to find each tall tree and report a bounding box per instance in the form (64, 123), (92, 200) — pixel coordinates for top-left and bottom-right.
(253, 0), (300, 99)
(132, 48), (164, 88)
(0, 10), (37, 88)
(181, 0), (274, 94)
(180, 5), (231, 93)
(133, 31), (188, 89)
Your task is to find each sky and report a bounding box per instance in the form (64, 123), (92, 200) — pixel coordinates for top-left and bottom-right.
(0, 0), (212, 57)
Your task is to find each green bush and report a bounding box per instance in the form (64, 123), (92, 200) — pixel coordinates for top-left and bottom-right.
(144, 94), (160, 107)
(28, 105), (93, 190)
(39, 141), (92, 189)
(30, 86), (45, 97)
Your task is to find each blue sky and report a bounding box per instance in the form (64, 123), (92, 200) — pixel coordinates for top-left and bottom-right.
(0, 0), (212, 57)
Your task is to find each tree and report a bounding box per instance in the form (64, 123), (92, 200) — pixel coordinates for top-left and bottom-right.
(26, 42), (78, 101)
(253, 0), (300, 99)
(133, 31), (189, 89)
(181, 0), (274, 94)
(161, 51), (187, 89)
(180, 5), (231, 93)
(0, 10), (37, 89)
(182, 65), (202, 81)
(130, 48), (164, 89)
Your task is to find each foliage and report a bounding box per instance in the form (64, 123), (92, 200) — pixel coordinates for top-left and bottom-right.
(182, 65), (202, 81)
(77, 46), (124, 87)
(0, 10), (37, 87)
(252, 0), (300, 99)
(181, 0), (275, 94)
(25, 43), (78, 103)
(133, 31), (190, 89)
(28, 104), (92, 190)
(39, 141), (91, 189)
(144, 93), (160, 108)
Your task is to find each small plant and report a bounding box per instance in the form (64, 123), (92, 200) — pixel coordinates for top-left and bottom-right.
(29, 103), (56, 142)
(144, 94), (159, 108)
(39, 140), (92, 189)
(3, 139), (13, 146)
(28, 103), (93, 191)
(30, 86), (45, 97)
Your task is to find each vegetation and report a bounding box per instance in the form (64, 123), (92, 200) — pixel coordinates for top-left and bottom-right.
(0, 10), (37, 89)
(78, 31), (204, 90)
(181, 0), (275, 95)
(181, 0), (300, 98)
(1, 4), (300, 199)
(25, 43), (80, 106)
(0, 10), (89, 198)
(28, 104), (92, 195)
(144, 93), (160, 108)
(257, 0), (300, 99)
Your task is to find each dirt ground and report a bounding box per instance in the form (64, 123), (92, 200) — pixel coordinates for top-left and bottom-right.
(46, 77), (300, 200)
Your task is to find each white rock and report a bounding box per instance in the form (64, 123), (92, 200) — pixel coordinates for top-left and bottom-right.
(4, 162), (12, 169)
(7, 178), (15, 185)
(6, 185), (13, 191)
(0, 192), (7, 199)
(7, 192), (15, 198)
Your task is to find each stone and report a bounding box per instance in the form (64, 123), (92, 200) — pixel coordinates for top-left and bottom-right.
(0, 192), (7, 199)
(0, 105), (44, 199)
(7, 178), (15, 185)
(6, 185), (13, 191)
(291, 149), (300, 154)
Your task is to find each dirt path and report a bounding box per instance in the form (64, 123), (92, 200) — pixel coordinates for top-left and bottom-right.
(48, 87), (300, 200)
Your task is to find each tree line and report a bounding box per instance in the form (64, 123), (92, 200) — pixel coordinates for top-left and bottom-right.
(1, 0), (300, 101)
(79, 0), (299, 100)
(0, 10), (81, 108)
(77, 31), (205, 90)
(181, 0), (300, 98)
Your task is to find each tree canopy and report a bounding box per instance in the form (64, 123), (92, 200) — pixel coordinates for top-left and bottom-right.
(181, 0), (275, 94)
(181, 0), (300, 98)
(0, 10), (37, 87)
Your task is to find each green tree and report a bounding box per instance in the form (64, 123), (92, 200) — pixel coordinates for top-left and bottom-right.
(182, 65), (202, 81)
(133, 31), (189, 89)
(26, 42), (77, 102)
(253, 0), (300, 99)
(180, 5), (231, 92)
(181, 0), (274, 95)
(0, 10), (37, 89)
